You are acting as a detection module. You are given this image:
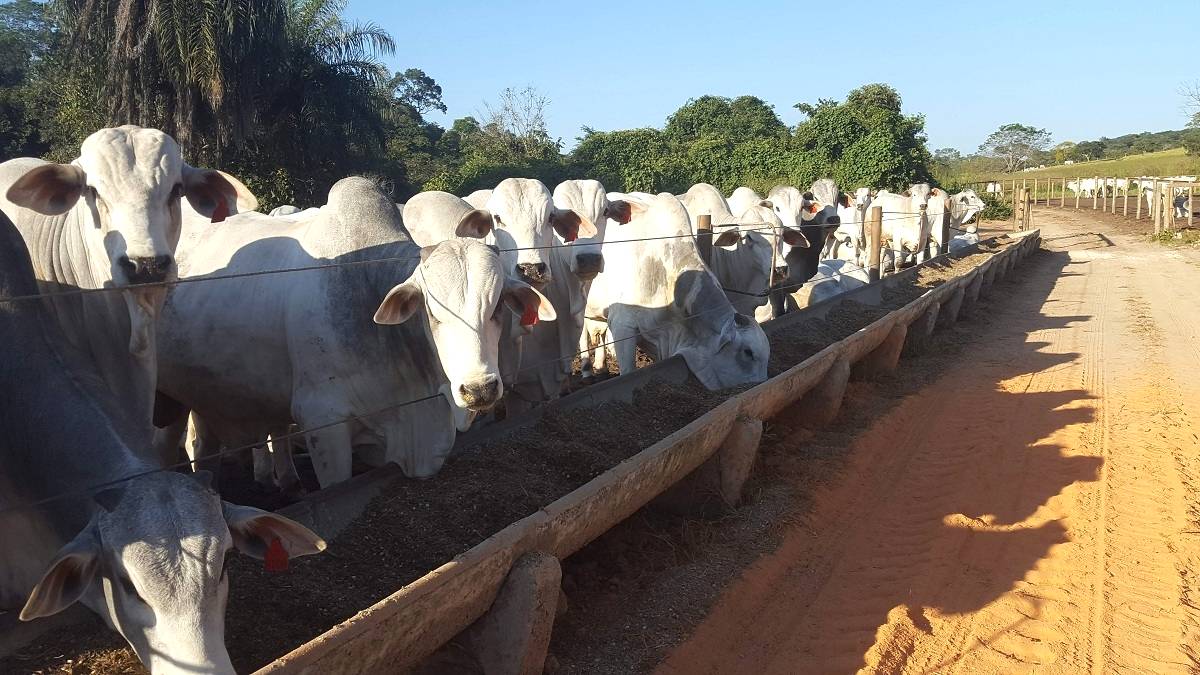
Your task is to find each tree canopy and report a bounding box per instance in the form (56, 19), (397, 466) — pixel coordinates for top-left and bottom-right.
(0, 4), (937, 208)
(978, 123), (1052, 172)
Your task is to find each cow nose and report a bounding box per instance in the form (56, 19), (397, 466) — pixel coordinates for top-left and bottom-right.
(459, 376), (501, 411)
(516, 263), (549, 286)
(119, 255), (173, 284)
(574, 253), (604, 280)
(826, 215), (841, 225)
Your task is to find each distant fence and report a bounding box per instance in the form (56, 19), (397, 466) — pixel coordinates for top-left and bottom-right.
(965, 176), (1197, 234)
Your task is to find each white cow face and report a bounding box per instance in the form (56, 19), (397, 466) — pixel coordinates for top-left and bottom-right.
(20, 472), (324, 674)
(552, 179), (631, 281)
(764, 186), (818, 269)
(682, 311), (770, 390)
(373, 239), (555, 411)
(453, 178), (596, 289)
(904, 183), (934, 212)
(951, 189), (986, 227)
(733, 202), (787, 283)
(5, 126), (256, 287)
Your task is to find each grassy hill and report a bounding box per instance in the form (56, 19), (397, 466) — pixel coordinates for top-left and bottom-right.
(998, 148), (1200, 180)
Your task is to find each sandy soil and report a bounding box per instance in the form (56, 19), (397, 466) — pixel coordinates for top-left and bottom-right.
(656, 207), (1200, 674)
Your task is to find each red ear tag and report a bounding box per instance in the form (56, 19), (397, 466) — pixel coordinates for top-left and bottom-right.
(211, 197), (230, 224)
(520, 303), (539, 327)
(264, 537), (288, 572)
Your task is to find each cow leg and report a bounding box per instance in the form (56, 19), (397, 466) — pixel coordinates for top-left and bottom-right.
(579, 318), (600, 380)
(305, 421), (354, 488)
(609, 322), (638, 376)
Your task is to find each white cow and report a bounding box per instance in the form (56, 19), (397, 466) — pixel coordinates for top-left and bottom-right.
(269, 205), (302, 216)
(463, 189), (492, 209)
(794, 259), (870, 308)
(727, 186), (764, 217)
(985, 181), (1002, 197)
(402, 179), (595, 393)
(871, 184), (936, 273)
(507, 179), (633, 410)
(0, 209), (323, 674)
(825, 187), (873, 265)
(583, 192), (769, 390)
(679, 183), (779, 318)
(0, 126), (255, 453)
(156, 178), (554, 487)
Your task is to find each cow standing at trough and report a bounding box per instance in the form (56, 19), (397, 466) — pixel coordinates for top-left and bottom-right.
(502, 180), (631, 411)
(582, 192), (770, 389)
(402, 178), (595, 399)
(0, 209), (324, 674)
(870, 183), (937, 273)
(156, 177), (554, 488)
(679, 183), (784, 319)
(0, 126), (256, 452)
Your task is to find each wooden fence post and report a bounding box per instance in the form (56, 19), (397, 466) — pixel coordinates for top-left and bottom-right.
(1137, 179), (1144, 220)
(1015, 187), (1028, 231)
(1189, 183), (1195, 229)
(1166, 181), (1176, 232)
(1033, 177), (1038, 205)
(1075, 177), (1081, 209)
(867, 205), (882, 283)
(1093, 175), (1099, 210)
(1060, 177), (1066, 207)
(1152, 182), (1161, 234)
(1123, 178), (1129, 217)
(696, 213), (713, 266)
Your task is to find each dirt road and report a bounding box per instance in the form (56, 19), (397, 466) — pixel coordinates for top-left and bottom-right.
(657, 209), (1200, 674)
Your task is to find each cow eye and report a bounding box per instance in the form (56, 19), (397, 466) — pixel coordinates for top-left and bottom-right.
(743, 348), (755, 360)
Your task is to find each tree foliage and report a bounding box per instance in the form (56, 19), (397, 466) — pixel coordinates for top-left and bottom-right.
(0, 6), (937, 209)
(978, 123), (1052, 172)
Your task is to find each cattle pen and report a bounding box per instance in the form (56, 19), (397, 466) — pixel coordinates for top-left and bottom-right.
(0, 219), (1039, 673)
(0, 223), (1036, 667)
(971, 175), (1198, 234)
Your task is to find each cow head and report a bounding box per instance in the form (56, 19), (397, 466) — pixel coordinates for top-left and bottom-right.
(373, 238), (554, 412)
(552, 179), (627, 282)
(5, 126), (256, 356)
(950, 189), (986, 227)
(20, 471), (323, 674)
(453, 178), (595, 289)
(675, 271), (770, 389)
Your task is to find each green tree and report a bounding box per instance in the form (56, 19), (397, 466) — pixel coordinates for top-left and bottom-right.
(664, 95), (787, 145)
(1074, 140), (1104, 161)
(0, 0), (53, 157)
(978, 123), (1051, 172)
(1051, 141), (1078, 164)
(387, 67), (445, 115)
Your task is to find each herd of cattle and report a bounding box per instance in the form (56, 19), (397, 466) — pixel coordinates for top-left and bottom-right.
(985, 176), (1196, 216)
(0, 126), (986, 672)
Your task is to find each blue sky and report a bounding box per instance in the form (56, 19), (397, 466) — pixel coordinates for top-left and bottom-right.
(346, 0), (1200, 153)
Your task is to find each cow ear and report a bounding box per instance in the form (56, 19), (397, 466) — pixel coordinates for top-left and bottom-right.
(603, 199), (633, 224)
(7, 163), (86, 216)
(782, 229), (811, 248)
(758, 199), (773, 209)
(902, 189), (911, 197)
(455, 209), (493, 238)
(183, 167), (257, 222)
(550, 208), (597, 242)
(223, 502), (326, 560)
(502, 280), (556, 324)
(802, 191), (814, 201)
(838, 193), (851, 207)
(20, 522), (100, 621)
(373, 280), (423, 325)
(713, 228), (741, 248)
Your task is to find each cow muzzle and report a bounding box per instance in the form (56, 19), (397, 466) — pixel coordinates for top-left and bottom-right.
(118, 255), (174, 284)
(459, 376), (502, 411)
(574, 253), (604, 280)
(516, 263), (550, 288)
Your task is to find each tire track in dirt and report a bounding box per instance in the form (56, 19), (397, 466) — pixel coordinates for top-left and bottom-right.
(658, 210), (1200, 674)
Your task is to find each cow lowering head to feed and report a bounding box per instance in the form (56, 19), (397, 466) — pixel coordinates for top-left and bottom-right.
(0, 207), (323, 674)
(583, 192), (769, 390)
